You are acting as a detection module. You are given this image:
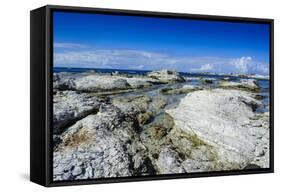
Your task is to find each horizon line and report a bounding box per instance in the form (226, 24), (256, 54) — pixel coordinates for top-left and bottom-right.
(53, 66), (269, 76)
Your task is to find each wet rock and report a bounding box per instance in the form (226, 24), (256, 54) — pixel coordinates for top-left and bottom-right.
(166, 126), (219, 172)
(254, 94), (266, 100)
(151, 126), (169, 139)
(112, 95), (152, 115)
(124, 77), (162, 88)
(148, 69), (185, 83)
(151, 97), (167, 111)
(139, 113), (176, 169)
(137, 112), (153, 125)
(244, 164), (261, 170)
(160, 85), (202, 95)
(201, 78), (215, 84)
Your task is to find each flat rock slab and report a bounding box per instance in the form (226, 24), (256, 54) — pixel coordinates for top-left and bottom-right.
(166, 89), (269, 169)
(54, 72), (165, 92)
(53, 91), (105, 134)
(219, 79), (260, 92)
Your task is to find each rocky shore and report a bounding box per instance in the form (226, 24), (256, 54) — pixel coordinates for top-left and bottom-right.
(53, 69), (270, 181)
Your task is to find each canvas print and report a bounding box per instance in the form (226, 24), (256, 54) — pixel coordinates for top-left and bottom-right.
(52, 11), (270, 181)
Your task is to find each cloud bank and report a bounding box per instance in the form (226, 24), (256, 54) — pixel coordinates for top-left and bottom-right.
(54, 48), (269, 75)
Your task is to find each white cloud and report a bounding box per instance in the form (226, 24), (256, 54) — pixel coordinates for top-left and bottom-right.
(54, 50), (168, 69)
(54, 49), (269, 75)
(230, 56), (252, 73)
(256, 64), (269, 74)
(191, 63), (213, 72)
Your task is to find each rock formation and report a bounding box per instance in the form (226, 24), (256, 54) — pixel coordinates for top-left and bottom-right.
(53, 70), (270, 180)
(166, 89), (269, 170)
(147, 69), (186, 83)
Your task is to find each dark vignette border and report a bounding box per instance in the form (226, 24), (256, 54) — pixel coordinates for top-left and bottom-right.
(46, 5), (274, 187)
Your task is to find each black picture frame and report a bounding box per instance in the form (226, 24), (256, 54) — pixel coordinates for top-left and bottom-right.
(30, 4), (274, 187)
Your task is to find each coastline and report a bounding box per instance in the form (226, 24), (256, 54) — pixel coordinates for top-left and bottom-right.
(52, 69), (270, 181)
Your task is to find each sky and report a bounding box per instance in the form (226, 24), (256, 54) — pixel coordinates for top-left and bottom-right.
(53, 11), (270, 75)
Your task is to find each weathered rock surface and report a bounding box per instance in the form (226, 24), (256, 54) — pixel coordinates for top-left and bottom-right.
(123, 77), (162, 88)
(53, 71), (270, 179)
(53, 91), (105, 134)
(139, 112), (218, 174)
(53, 73), (78, 90)
(112, 95), (152, 115)
(54, 72), (164, 92)
(166, 89), (269, 169)
(151, 97), (168, 111)
(219, 79), (260, 92)
(137, 112), (153, 125)
(156, 147), (185, 174)
(53, 104), (155, 181)
(148, 69), (185, 83)
(75, 75), (130, 92)
(160, 84), (202, 95)
(75, 75), (164, 92)
(167, 127), (218, 172)
(200, 78), (215, 84)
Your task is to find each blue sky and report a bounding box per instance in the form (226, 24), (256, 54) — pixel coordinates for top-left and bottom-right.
(53, 11), (270, 75)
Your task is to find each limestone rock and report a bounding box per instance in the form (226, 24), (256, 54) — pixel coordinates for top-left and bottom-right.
(137, 112), (153, 125)
(156, 147), (185, 174)
(54, 72), (164, 92)
(160, 84), (202, 95)
(166, 89), (269, 169)
(74, 75), (130, 92)
(53, 104), (154, 181)
(219, 79), (260, 92)
(201, 78), (215, 84)
(148, 69), (185, 83)
(53, 91), (105, 134)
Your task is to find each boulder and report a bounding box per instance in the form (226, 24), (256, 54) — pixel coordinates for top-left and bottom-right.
(53, 73), (77, 90)
(123, 77), (163, 88)
(112, 95), (152, 115)
(74, 75), (130, 92)
(53, 104), (155, 181)
(200, 78), (215, 84)
(147, 69), (185, 83)
(160, 84), (202, 95)
(166, 89), (269, 169)
(137, 112), (153, 125)
(219, 79), (260, 92)
(151, 97), (168, 111)
(53, 91), (105, 134)
(54, 72), (164, 92)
